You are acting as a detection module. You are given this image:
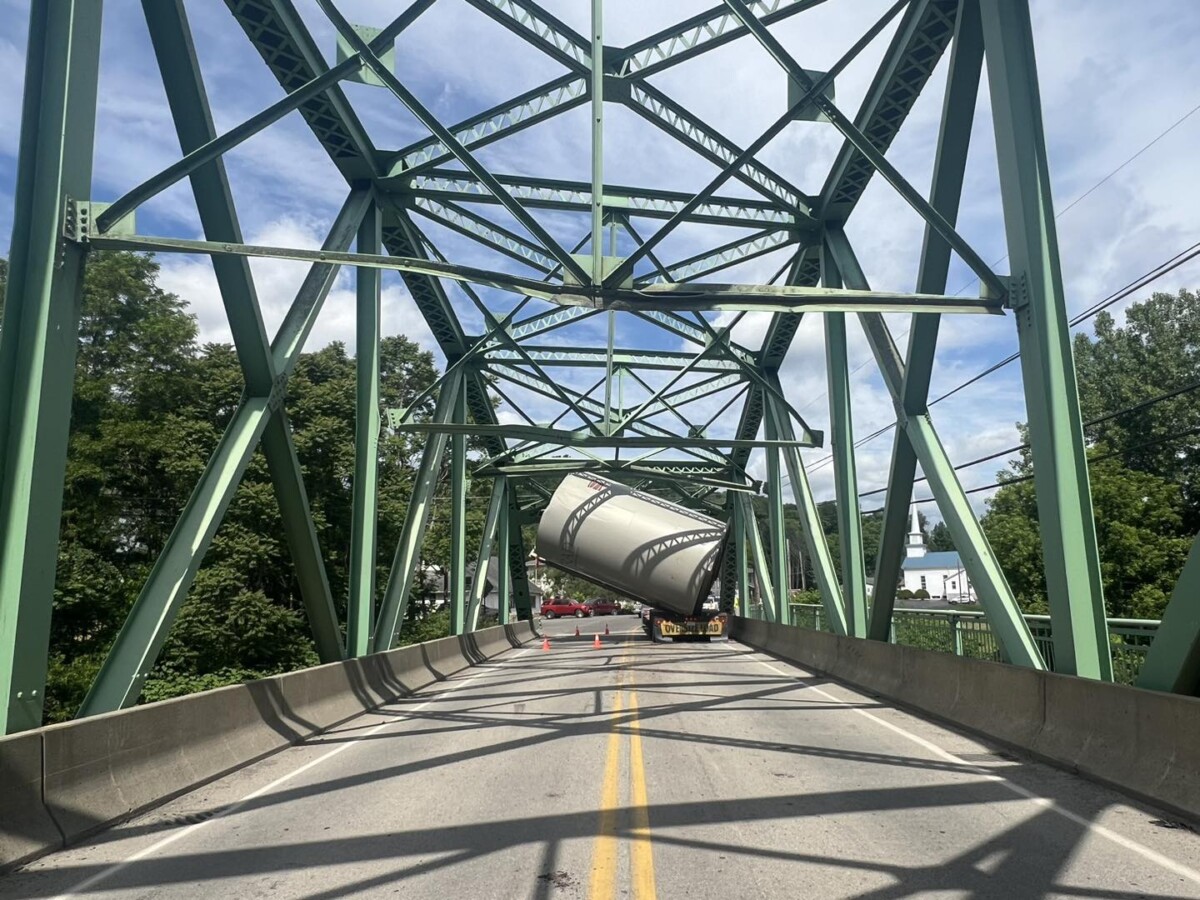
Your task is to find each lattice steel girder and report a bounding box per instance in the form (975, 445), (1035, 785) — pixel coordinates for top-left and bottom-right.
(0, 0), (102, 734)
(1137, 533), (1200, 695)
(385, 74), (588, 177)
(820, 0), (958, 219)
(396, 171), (805, 230)
(477, 459), (754, 495)
(464, 0), (591, 72)
(625, 82), (809, 210)
(636, 230), (803, 285)
(449, 381), (469, 635)
(479, 347), (742, 372)
(980, 0), (1112, 681)
(390, 422), (815, 451)
(226, 0), (378, 178)
(871, 0), (981, 639)
(824, 230), (1045, 670)
(407, 196), (558, 274)
(496, 488), (513, 624)
(764, 416), (792, 626)
(615, 0), (827, 78)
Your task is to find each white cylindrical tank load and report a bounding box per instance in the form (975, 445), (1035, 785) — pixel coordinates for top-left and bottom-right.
(537, 473), (727, 617)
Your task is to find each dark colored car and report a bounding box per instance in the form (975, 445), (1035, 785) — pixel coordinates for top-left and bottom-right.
(540, 598), (593, 618)
(586, 599), (621, 616)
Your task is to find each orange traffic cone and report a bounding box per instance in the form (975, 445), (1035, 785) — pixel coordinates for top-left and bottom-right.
(604, 624), (610, 636)
(575, 625), (580, 637)
(593, 634), (602, 649)
(541, 636), (551, 651)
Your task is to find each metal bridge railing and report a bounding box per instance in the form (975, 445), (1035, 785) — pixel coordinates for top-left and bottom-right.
(782, 603), (1160, 685)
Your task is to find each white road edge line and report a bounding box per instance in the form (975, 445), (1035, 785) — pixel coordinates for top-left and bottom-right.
(51, 646), (533, 900)
(737, 646), (1200, 885)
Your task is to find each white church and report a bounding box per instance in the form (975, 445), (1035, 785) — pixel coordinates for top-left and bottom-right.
(900, 507), (976, 603)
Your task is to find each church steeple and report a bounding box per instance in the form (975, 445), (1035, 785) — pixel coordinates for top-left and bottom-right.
(905, 506), (926, 559)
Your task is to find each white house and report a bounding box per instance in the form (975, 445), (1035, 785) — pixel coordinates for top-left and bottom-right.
(900, 507), (975, 603)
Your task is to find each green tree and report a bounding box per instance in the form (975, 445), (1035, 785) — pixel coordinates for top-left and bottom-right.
(1073, 290), (1200, 530)
(983, 454), (1190, 618)
(927, 520), (956, 552)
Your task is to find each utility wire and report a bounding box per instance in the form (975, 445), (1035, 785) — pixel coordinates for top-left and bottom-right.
(858, 376), (1200, 498)
(791, 238), (1200, 483)
(864, 423), (1200, 514)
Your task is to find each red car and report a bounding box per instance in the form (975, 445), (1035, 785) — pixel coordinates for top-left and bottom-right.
(540, 598), (593, 618)
(586, 599), (621, 616)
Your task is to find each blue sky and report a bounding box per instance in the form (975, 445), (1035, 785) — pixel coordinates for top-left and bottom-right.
(2, 0), (1199, 513)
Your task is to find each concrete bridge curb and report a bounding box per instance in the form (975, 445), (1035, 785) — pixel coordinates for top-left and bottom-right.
(732, 617), (1200, 822)
(0, 622), (538, 872)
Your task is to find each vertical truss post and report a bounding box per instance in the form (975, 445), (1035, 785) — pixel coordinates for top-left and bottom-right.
(374, 367), (463, 651)
(872, 0), (982, 640)
(732, 500), (750, 616)
(980, 0), (1111, 680)
(348, 197), (382, 656)
(505, 489), (534, 621)
(467, 478), (506, 631)
(821, 248), (868, 637)
(738, 494), (778, 622)
(764, 418), (792, 626)
(497, 484), (513, 623)
(1137, 533), (1200, 695)
(765, 389), (849, 636)
(449, 378), (469, 636)
(0, 0), (103, 733)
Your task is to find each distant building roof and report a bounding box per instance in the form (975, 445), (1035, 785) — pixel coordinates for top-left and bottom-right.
(903, 550), (962, 571)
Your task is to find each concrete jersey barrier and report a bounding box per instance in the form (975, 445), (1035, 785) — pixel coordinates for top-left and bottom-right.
(731, 617), (1200, 821)
(0, 621), (537, 871)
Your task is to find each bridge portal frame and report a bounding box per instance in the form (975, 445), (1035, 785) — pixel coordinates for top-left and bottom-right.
(6, 0), (1192, 734)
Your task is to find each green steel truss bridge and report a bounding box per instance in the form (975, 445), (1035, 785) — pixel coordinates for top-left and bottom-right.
(2, 0), (1199, 747)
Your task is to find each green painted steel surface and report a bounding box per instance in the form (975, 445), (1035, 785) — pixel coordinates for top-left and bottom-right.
(6, 0), (1183, 734)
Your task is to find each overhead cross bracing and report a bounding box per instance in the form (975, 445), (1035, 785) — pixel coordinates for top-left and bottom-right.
(4, 0), (1199, 736)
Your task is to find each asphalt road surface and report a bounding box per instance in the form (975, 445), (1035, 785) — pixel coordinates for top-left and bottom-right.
(4, 617), (1199, 899)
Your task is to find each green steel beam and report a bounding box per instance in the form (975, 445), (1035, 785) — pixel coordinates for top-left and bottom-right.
(764, 416), (791, 626)
(497, 490), (513, 624)
(449, 381), (468, 636)
(979, 0), (1111, 680)
(733, 500), (751, 615)
(467, 478), (506, 631)
(401, 171), (798, 229)
(407, 196), (557, 274)
(389, 422), (813, 450)
(0, 0), (103, 734)
(819, 0), (958, 220)
(765, 388), (848, 635)
(615, 0), (826, 78)
(347, 199), (382, 656)
(481, 347), (740, 372)
(505, 486), (535, 621)
(1137, 533), (1200, 695)
(374, 367), (463, 651)
(824, 230), (1044, 670)
(462, 0), (591, 73)
(739, 493), (778, 622)
(871, 0), (982, 640)
(820, 245), (868, 636)
(384, 74), (588, 177)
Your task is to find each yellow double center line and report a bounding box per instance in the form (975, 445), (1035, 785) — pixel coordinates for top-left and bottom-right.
(589, 658), (656, 900)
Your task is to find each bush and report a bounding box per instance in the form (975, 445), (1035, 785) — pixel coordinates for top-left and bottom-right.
(913, 589), (930, 599)
(897, 589), (914, 600)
